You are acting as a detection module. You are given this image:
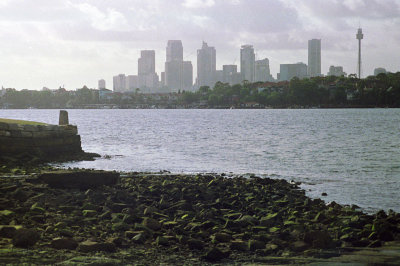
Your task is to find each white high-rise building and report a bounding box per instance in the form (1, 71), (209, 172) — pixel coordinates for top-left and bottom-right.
(255, 58), (274, 82)
(113, 74), (126, 92)
(240, 45), (255, 82)
(165, 40), (193, 92)
(279, 63), (308, 81)
(127, 75), (139, 90)
(98, 79), (106, 89)
(166, 40), (183, 62)
(197, 42), (216, 88)
(138, 50), (158, 91)
(308, 39), (321, 77)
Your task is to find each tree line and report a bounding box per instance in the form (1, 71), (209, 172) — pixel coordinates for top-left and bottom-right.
(1, 72), (400, 108)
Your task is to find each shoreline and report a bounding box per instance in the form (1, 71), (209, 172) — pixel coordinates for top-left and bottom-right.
(1, 168), (399, 264)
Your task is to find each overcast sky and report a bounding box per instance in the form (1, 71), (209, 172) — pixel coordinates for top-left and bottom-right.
(0, 0), (399, 90)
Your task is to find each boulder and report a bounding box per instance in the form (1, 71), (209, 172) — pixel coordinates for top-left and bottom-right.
(132, 233), (147, 244)
(213, 232), (232, 243)
(248, 240), (265, 251)
(12, 228), (40, 248)
(156, 236), (169, 246)
(51, 238), (78, 250)
(230, 240), (248, 251)
(187, 238), (205, 250)
(304, 230), (333, 249)
(203, 247), (229, 262)
(0, 225), (22, 238)
(143, 217), (161, 231)
(38, 170), (119, 189)
(78, 240), (116, 253)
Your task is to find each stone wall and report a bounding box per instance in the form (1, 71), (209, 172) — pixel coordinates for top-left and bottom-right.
(0, 122), (83, 157)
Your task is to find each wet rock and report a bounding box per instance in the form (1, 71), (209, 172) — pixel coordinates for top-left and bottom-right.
(213, 232), (232, 243)
(38, 170), (119, 189)
(0, 225), (22, 238)
(132, 233), (147, 244)
(265, 243), (279, 253)
(99, 210), (112, 220)
(248, 239), (265, 251)
(82, 210), (97, 217)
(107, 237), (129, 248)
(291, 241), (308, 252)
(30, 203), (45, 214)
(187, 238), (204, 250)
(203, 247), (229, 262)
(238, 215), (259, 226)
(304, 230), (333, 249)
(156, 236), (169, 246)
(78, 240), (116, 253)
(230, 240), (248, 251)
(368, 240), (382, 247)
(59, 229), (74, 238)
(143, 217), (161, 231)
(12, 228), (40, 248)
(112, 222), (129, 232)
(51, 237), (78, 250)
(260, 213), (279, 227)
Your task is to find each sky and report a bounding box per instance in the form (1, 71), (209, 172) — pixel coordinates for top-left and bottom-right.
(0, 0), (399, 90)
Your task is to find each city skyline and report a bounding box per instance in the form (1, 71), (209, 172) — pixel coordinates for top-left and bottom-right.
(0, 0), (399, 90)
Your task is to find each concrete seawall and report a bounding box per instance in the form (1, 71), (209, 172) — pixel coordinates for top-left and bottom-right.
(0, 122), (82, 156)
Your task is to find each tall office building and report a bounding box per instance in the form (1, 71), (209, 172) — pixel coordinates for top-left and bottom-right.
(166, 40), (183, 62)
(98, 79), (106, 89)
(138, 50), (158, 91)
(240, 45), (255, 82)
(308, 39), (321, 77)
(197, 42), (216, 88)
(255, 58), (274, 82)
(222, 65), (242, 85)
(126, 75), (139, 90)
(165, 40), (193, 92)
(182, 61), (193, 91)
(113, 74), (127, 92)
(138, 50), (155, 75)
(279, 63), (308, 81)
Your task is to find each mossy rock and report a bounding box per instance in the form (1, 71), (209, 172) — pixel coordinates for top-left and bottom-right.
(12, 229), (40, 248)
(82, 210), (97, 217)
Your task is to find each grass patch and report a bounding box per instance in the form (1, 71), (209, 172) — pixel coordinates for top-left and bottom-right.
(0, 118), (48, 125)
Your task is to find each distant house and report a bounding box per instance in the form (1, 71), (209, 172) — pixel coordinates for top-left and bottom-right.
(99, 88), (113, 101)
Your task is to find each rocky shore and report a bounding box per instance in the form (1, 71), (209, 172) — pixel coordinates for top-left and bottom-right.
(0, 169), (399, 265)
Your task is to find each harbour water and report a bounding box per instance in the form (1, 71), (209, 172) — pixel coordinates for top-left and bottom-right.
(1, 108), (399, 213)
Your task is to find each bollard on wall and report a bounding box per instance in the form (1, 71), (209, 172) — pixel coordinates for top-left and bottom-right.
(59, 110), (69, 125)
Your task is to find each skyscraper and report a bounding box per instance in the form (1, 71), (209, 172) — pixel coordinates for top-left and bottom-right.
(197, 42), (216, 88)
(182, 61), (193, 91)
(222, 65), (242, 85)
(126, 75), (139, 90)
(138, 50), (158, 91)
(165, 40), (193, 92)
(279, 63), (308, 81)
(166, 40), (183, 62)
(98, 79), (106, 89)
(308, 39), (321, 77)
(138, 50), (155, 75)
(240, 45), (255, 82)
(113, 74), (127, 92)
(255, 58), (273, 82)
